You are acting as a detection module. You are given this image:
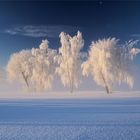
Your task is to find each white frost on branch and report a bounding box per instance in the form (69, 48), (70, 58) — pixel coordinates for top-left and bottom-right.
(82, 38), (139, 94)
(56, 31), (84, 92)
(6, 50), (33, 88)
(31, 39), (57, 91)
(6, 32), (140, 93)
(7, 39), (57, 92)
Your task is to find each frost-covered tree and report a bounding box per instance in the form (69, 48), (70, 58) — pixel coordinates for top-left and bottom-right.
(82, 38), (139, 94)
(7, 39), (57, 92)
(31, 39), (57, 91)
(6, 50), (33, 88)
(56, 31), (84, 92)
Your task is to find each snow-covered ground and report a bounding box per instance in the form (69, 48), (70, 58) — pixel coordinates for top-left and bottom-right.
(0, 93), (140, 140)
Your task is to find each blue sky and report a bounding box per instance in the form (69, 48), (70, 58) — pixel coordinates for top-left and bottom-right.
(0, 1), (140, 66)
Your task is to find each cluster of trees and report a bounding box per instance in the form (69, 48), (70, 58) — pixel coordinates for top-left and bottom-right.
(6, 31), (140, 93)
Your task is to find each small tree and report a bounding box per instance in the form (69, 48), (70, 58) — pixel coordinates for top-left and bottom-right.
(31, 39), (57, 91)
(82, 38), (139, 94)
(6, 50), (33, 88)
(56, 31), (84, 92)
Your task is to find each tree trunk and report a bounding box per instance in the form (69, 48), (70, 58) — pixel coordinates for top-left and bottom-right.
(100, 70), (110, 94)
(105, 85), (110, 94)
(21, 72), (29, 88)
